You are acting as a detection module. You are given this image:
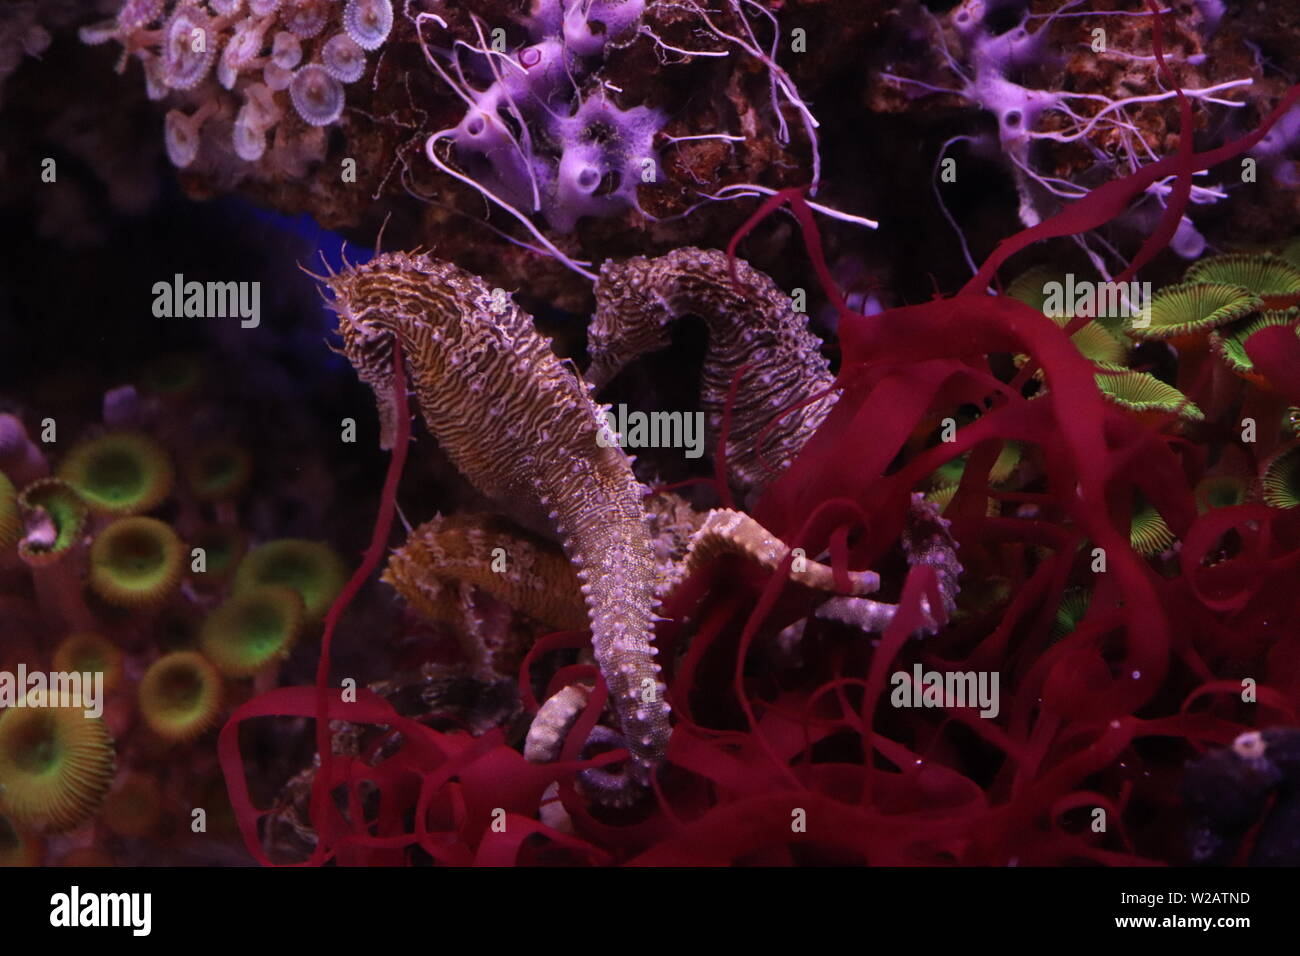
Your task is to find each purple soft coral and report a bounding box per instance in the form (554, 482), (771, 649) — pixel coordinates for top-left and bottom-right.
(547, 96), (661, 231)
(424, 0), (662, 236)
(886, 0), (1256, 276)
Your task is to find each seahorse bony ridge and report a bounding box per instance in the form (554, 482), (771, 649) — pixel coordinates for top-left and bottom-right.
(321, 250), (671, 784)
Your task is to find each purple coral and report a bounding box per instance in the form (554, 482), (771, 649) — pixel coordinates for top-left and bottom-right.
(283, 0), (328, 39)
(0, 1), (58, 104)
(162, 5), (216, 91)
(164, 106), (206, 167)
(423, 0), (664, 238)
(219, 16), (267, 90)
(548, 97), (661, 231)
(90, 0), (390, 171)
(263, 60), (293, 91)
(1250, 106), (1300, 188)
(271, 31), (303, 70)
(243, 81), (282, 128)
(320, 33), (365, 84)
(342, 0), (392, 51)
(232, 109), (268, 160)
(558, 0), (645, 57)
(885, 1), (1256, 277)
(0, 414), (48, 487)
(119, 0), (167, 29)
(289, 62), (343, 126)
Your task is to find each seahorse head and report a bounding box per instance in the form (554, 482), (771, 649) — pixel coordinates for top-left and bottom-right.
(317, 252), (423, 451)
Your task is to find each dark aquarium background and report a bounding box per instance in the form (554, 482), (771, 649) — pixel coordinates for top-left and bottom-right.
(1, 0), (1299, 873)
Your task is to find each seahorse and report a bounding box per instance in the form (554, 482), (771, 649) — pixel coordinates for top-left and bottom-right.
(588, 246), (839, 500)
(319, 251), (670, 795)
(382, 513), (588, 680)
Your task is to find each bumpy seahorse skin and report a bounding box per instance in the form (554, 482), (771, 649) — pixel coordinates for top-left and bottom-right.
(589, 247), (838, 497)
(322, 251), (670, 784)
(389, 503), (882, 695)
(382, 513), (588, 677)
(383, 513), (588, 633)
(677, 508), (881, 596)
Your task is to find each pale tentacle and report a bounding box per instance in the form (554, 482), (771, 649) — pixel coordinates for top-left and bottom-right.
(524, 682), (644, 808)
(676, 507), (880, 595)
(812, 494), (962, 636)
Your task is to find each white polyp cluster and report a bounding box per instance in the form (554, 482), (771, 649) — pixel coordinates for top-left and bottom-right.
(89, 0), (395, 170)
(342, 0), (392, 51)
(232, 80), (282, 161)
(320, 33), (365, 83)
(283, 0), (329, 39)
(289, 62), (343, 125)
(219, 18), (267, 88)
(271, 31), (302, 70)
(120, 0), (168, 29)
(164, 107), (204, 167)
(262, 60), (292, 91)
(162, 6), (216, 90)
(232, 109), (267, 160)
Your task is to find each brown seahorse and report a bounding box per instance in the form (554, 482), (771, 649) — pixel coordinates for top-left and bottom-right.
(382, 513), (588, 680)
(384, 506), (884, 681)
(588, 247), (839, 499)
(319, 251), (670, 789)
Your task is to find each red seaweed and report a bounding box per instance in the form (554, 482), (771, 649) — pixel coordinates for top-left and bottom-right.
(216, 5), (1300, 865)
